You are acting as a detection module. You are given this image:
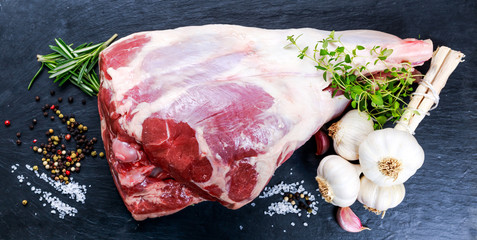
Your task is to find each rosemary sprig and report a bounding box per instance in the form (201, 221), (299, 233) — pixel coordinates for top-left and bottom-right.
(28, 34), (118, 96)
(287, 32), (419, 129)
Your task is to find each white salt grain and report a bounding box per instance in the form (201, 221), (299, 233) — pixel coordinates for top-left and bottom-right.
(239, 225), (243, 230)
(250, 202), (256, 207)
(17, 175), (24, 183)
(291, 222), (295, 226)
(303, 222), (308, 227)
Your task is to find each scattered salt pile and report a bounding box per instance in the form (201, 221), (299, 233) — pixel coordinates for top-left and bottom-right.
(259, 180), (319, 217)
(12, 164), (88, 219)
(26, 164), (87, 203)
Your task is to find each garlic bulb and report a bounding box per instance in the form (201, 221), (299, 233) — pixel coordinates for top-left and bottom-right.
(357, 176), (405, 218)
(359, 128), (424, 186)
(316, 155), (361, 207)
(328, 110), (374, 160)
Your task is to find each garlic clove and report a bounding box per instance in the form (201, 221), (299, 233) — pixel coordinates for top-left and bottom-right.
(328, 110), (374, 161)
(337, 207), (371, 233)
(315, 129), (330, 155)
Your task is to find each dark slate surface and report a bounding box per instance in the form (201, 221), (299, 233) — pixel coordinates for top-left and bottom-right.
(0, 0), (476, 239)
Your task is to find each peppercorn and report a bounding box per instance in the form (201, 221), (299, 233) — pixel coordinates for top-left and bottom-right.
(81, 99), (86, 105)
(283, 196), (289, 202)
(91, 151), (97, 157)
(300, 193), (305, 199)
(68, 96), (73, 103)
(50, 116), (55, 121)
(16, 132), (21, 138)
(29, 124), (34, 130)
(61, 118), (66, 123)
(43, 112), (48, 117)
(32, 118), (37, 125)
(65, 134), (71, 141)
(75, 162), (81, 167)
(35, 96), (40, 101)
(50, 105), (55, 110)
(59, 114), (64, 119)
(58, 97), (63, 102)
(83, 126), (88, 131)
(22, 200), (28, 206)
(291, 200), (296, 205)
(33, 146), (38, 152)
(48, 129), (54, 134)
(16, 140), (22, 145)
(305, 196), (309, 201)
(307, 208), (313, 213)
(55, 110), (61, 115)
(305, 200), (312, 205)
(33, 165), (38, 171)
(4, 120), (11, 126)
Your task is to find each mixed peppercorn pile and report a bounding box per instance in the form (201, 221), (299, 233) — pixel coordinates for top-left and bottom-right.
(11, 91), (104, 185)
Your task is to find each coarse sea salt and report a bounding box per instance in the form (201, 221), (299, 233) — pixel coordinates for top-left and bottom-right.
(259, 181), (319, 217)
(29, 185), (78, 219)
(26, 164), (87, 203)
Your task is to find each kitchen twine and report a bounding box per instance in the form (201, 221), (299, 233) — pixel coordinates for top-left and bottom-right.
(395, 78), (440, 135)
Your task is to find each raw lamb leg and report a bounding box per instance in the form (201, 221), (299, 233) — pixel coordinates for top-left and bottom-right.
(98, 24), (433, 220)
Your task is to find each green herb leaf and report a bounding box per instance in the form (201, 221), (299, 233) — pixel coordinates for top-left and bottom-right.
(28, 34), (118, 96)
(286, 32), (420, 129)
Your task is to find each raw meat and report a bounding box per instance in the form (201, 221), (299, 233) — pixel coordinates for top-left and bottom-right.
(98, 24), (433, 220)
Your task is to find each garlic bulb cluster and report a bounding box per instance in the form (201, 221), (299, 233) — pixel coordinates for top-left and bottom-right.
(316, 155), (361, 207)
(357, 176), (405, 218)
(359, 128), (425, 186)
(328, 110), (374, 160)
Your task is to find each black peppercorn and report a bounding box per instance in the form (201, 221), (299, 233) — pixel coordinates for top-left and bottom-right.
(58, 97), (63, 102)
(16, 132), (21, 138)
(305, 200), (312, 205)
(68, 96), (73, 103)
(32, 119), (37, 124)
(16, 139), (22, 145)
(50, 90), (55, 96)
(35, 96), (40, 101)
(92, 137), (97, 143)
(45, 104), (50, 108)
(81, 99), (86, 105)
(29, 125), (34, 130)
(43, 112), (48, 117)
(50, 116), (55, 121)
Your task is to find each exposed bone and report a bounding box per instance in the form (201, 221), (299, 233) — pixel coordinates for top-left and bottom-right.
(395, 46), (464, 134)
